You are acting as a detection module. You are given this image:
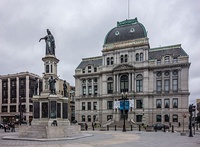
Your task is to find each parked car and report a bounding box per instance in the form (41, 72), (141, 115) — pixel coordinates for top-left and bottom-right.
(152, 123), (169, 130)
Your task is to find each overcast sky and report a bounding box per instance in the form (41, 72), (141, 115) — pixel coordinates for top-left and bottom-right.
(0, 0), (199, 104)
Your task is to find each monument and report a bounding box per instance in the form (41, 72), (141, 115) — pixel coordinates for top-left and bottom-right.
(18, 29), (80, 139)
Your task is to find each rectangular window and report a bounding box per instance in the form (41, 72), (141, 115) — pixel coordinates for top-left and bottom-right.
(165, 56), (170, 64)
(93, 102), (97, 110)
(164, 79), (170, 93)
(82, 102), (85, 110)
(164, 99), (170, 108)
(46, 65), (49, 73)
(2, 106), (8, 112)
(156, 115), (162, 122)
(173, 57), (178, 63)
(124, 54), (128, 62)
(173, 115), (178, 122)
(111, 57), (114, 65)
(164, 115), (170, 122)
(172, 79), (178, 91)
(87, 102), (91, 110)
(156, 80), (162, 92)
(136, 80), (143, 92)
(157, 59), (161, 65)
(88, 66), (91, 73)
(10, 105), (16, 112)
(94, 67), (97, 72)
(107, 101), (113, 109)
(88, 86), (92, 95)
(156, 99), (162, 108)
(107, 82), (113, 94)
(94, 85), (98, 95)
(136, 115), (143, 122)
(172, 98), (178, 108)
(136, 100), (143, 109)
(107, 58), (110, 65)
(121, 55), (124, 63)
(83, 86), (86, 95)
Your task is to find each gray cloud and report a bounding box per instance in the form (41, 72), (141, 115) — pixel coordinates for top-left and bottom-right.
(0, 0), (199, 103)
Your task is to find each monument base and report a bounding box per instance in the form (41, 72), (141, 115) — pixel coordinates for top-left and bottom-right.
(18, 124), (81, 139)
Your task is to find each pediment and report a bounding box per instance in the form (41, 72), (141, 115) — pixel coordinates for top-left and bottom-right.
(113, 64), (134, 71)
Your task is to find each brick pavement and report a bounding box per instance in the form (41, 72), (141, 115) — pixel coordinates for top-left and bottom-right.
(0, 128), (199, 147)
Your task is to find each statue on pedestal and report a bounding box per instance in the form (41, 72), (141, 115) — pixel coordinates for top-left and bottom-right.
(39, 29), (55, 55)
(49, 76), (56, 94)
(63, 80), (67, 97)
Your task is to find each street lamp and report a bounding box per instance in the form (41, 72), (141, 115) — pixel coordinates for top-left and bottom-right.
(122, 92), (127, 132)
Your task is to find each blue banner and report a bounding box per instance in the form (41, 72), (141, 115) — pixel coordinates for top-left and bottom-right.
(120, 100), (129, 110)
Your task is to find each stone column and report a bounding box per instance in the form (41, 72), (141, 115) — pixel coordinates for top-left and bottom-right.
(92, 78), (94, 95)
(86, 79), (88, 95)
(129, 73), (131, 92)
(113, 75), (116, 93)
(116, 74), (119, 93)
(132, 73), (135, 92)
(170, 71), (172, 93)
(0, 79), (2, 115)
(26, 76), (30, 122)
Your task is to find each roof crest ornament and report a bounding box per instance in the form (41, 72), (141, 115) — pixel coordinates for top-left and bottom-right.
(117, 17), (138, 27)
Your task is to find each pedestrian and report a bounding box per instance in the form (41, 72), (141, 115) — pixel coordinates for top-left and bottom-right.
(85, 123), (88, 131)
(11, 123), (15, 132)
(178, 122), (181, 127)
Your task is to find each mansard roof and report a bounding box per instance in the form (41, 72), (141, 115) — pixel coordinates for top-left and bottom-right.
(149, 44), (188, 60)
(76, 56), (102, 69)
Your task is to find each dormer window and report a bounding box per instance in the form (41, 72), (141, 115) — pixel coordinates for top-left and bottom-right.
(88, 66), (91, 73)
(157, 59), (161, 65)
(173, 57), (178, 63)
(164, 56), (170, 64)
(82, 69), (85, 73)
(107, 57), (110, 65)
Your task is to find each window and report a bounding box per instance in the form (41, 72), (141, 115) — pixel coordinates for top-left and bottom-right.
(87, 115), (91, 122)
(120, 55), (124, 63)
(82, 86), (86, 95)
(173, 114), (178, 122)
(120, 75), (128, 92)
(51, 64), (53, 73)
(156, 80), (162, 93)
(164, 56), (170, 64)
(172, 98), (178, 108)
(157, 59), (161, 65)
(111, 57), (114, 65)
(93, 102), (97, 110)
(173, 57), (178, 63)
(140, 53), (143, 61)
(136, 100), (143, 109)
(164, 114), (170, 122)
(88, 66), (91, 73)
(107, 115), (113, 121)
(82, 115), (85, 122)
(88, 86), (92, 95)
(94, 85), (98, 95)
(164, 79), (170, 93)
(107, 101), (113, 109)
(107, 57), (110, 65)
(124, 54), (128, 62)
(136, 53), (139, 61)
(107, 77), (113, 94)
(172, 79), (178, 91)
(94, 67), (97, 72)
(156, 99), (161, 108)
(136, 74), (143, 92)
(164, 99), (170, 108)
(82, 102), (85, 110)
(136, 115), (142, 122)
(156, 115), (162, 122)
(82, 69), (85, 73)
(46, 65), (49, 73)
(87, 102), (91, 110)
(2, 106), (8, 112)
(10, 105), (16, 112)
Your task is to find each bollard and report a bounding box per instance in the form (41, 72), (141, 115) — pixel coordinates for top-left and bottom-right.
(139, 125), (141, 131)
(107, 125), (109, 131)
(131, 125), (133, 131)
(172, 125), (174, 133)
(163, 125), (166, 132)
(115, 125), (116, 131)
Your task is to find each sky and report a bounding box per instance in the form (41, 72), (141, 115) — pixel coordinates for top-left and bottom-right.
(0, 0), (199, 104)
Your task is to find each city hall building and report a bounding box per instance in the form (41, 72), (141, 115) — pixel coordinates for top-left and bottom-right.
(74, 18), (190, 127)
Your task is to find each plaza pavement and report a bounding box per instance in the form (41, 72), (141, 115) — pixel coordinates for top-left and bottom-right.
(0, 127), (199, 147)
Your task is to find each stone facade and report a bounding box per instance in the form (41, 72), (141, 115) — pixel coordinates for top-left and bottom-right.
(74, 18), (190, 127)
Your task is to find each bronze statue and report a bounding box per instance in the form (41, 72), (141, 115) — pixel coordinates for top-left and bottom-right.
(39, 29), (55, 55)
(63, 80), (67, 97)
(49, 76), (56, 94)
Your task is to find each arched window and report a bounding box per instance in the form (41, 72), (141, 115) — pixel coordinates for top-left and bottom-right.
(87, 115), (91, 122)
(140, 53), (143, 61)
(136, 74), (143, 92)
(124, 54), (128, 62)
(173, 114), (178, 122)
(120, 75), (128, 92)
(156, 115), (162, 122)
(111, 57), (114, 65)
(107, 77), (113, 94)
(136, 53), (139, 61)
(164, 114), (170, 122)
(82, 115), (85, 122)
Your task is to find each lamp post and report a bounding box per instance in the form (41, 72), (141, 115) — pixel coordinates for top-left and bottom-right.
(122, 92), (127, 132)
(19, 96), (22, 125)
